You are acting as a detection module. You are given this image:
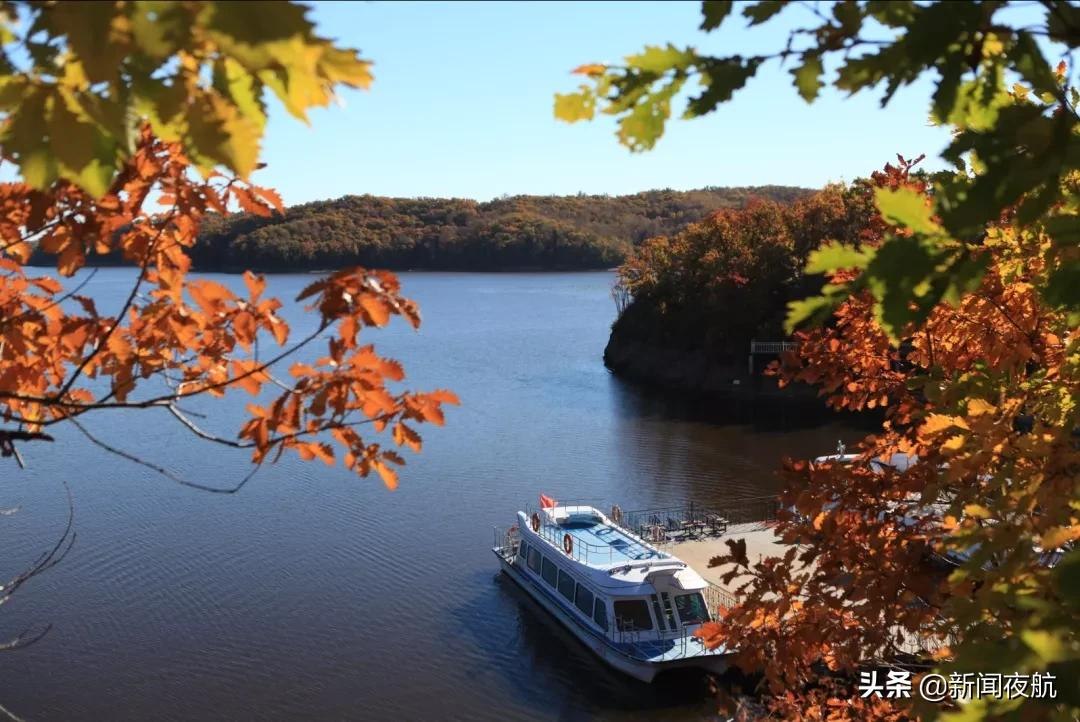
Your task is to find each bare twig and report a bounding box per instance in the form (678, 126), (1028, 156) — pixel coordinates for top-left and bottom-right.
(0, 481), (76, 670)
(67, 417), (259, 494)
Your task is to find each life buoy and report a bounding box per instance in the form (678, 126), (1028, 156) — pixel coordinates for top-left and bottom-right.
(530, 513), (540, 532)
(562, 533), (573, 555)
(610, 504), (623, 524)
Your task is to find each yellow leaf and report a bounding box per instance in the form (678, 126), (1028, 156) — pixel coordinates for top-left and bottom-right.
(942, 434), (966, 452)
(921, 414), (969, 436)
(1040, 526), (1080, 550)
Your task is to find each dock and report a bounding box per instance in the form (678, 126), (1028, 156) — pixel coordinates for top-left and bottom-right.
(669, 521), (791, 588)
(614, 500), (946, 656)
(613, 499), (790, 610)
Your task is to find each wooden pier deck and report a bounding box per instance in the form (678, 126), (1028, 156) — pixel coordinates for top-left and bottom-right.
(670, 521), (791, 589)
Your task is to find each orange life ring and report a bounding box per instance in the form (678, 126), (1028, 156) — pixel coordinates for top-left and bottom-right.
(530, 513), (540, 532)
(562, 533), (573, 555)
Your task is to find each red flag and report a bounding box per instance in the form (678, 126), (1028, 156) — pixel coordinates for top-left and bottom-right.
(539, 494), (557, 509)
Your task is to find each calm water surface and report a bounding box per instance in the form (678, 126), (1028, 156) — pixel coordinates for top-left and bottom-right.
(0, 270), (858, 721)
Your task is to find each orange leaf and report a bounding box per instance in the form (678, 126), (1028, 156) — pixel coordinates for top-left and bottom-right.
(232, 186), (273, 217)
(428, 389), (460, 405)
(359, 295), (390, 326)
(230, 359), (263, 396)
(572, 63), (606, 76)
(372, 459), (398, 490)
(188, 280), (235, 313)
(251, 185), (284, 214)
(243, 271), (266, 302)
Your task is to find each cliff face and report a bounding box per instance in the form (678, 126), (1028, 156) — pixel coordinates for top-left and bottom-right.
(603, 297), (817, 405)
(604, 330), (747, 394)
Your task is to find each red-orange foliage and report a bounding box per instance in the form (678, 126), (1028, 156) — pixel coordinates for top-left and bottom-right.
(0, 128), (458, 488)
(614, 185), (875, 359)
(694, 160), (1078, 721)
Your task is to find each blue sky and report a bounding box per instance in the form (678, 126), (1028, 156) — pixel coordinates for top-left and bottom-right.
(259, 1), (955, 205)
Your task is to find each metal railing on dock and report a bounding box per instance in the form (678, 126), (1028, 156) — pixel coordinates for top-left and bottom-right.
(617, 496), (779, 547)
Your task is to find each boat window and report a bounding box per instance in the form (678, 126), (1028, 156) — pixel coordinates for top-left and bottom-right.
(527, 547), (542, 574)
(650, 596), (667, 631)
(541, 557), (558, 587)
(660, 592), (677, 629)
(517, 541), (529, 562)
(574, 584), (594, 616)
(593, 598), (608, 630)
(613, 599), (653, 631)
(674, 593), (710, 625)
(557, 569), (576, 600)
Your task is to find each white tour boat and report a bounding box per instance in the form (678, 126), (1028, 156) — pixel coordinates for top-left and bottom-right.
(492, 496), (731, 683)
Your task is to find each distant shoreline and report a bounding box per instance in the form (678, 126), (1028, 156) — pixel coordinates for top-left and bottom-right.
(23, 259), (622, 275)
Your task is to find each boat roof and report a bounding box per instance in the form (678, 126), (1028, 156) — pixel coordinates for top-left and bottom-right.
(517, 505), (709, 593)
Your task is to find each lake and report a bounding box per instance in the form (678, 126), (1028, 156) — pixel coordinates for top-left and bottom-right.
(0, 269), (859, 721)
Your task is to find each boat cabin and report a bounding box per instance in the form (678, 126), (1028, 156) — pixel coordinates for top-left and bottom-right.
(512, 505), (712, 643)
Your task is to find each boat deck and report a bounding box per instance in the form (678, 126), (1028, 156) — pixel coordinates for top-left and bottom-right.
(617, 637), (727, 662)
(556, 519), (663, 564)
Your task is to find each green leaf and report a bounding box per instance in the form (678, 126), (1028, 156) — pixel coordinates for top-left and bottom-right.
(202, 1), (371, 122)
(864, 236), (939, 337)
(1021, 630), (1071, 664)
(700, 1), (733, 31)
(554, 89), (596, 123)
(1007, 30), (1060, 96)
(200, 1), (311, 72)
(46, 91), (119, 197)
(742, 1), (786, 26)
(19, 146), (60, 190)
(40, 2), (129, 83)
(1053, 548), (1080, 610)
(865, 0), (917, 28)
(1044, 262), (1080, 312)
(625, 44), (696, 74)
(805, 241), (874, 274)
(617, 76), (686, 152)
(130, 1), (192, 61)
(214, 56), (267, 133)
(785, 284), (849, 333)
(0, 76), (27, 110)
(1044, 215), (1080, 248)
(1, 87), (58, 188)
(832, 1), (863, 34)
(684, 57), (761, 118)
(131, 74), (187, 144)
(874, 187), (942, 235)
(183, 91), (261, 178)
(791, 52), (824, 102)
(940, 106), (1074, 240)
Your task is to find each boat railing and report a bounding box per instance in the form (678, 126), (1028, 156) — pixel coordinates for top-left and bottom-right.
(523, 498), (608, 517)
(703, 579), (738, 615)
(529, 513), (662, 566)
(492, 524), (521, 559)
(610, 618), (714, 660)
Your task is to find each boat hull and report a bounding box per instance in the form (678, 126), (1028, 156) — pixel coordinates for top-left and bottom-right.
(494, 549), (729, 683)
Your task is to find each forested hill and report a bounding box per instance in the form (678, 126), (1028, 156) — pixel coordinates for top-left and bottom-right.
(93, 186), (804, 272)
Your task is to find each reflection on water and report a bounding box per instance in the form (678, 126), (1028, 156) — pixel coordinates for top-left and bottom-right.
(0, 270), (862, 721)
